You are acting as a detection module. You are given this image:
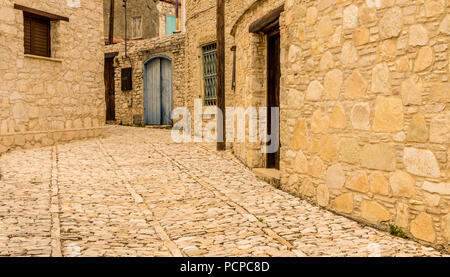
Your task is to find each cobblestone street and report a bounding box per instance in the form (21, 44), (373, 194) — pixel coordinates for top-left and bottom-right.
(0, 126), (446, 257)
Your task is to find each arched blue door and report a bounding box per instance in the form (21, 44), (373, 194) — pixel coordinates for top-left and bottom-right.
(144, 57), (173, 125)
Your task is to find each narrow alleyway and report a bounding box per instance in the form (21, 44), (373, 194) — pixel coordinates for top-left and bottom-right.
(0, 126), (445, 257)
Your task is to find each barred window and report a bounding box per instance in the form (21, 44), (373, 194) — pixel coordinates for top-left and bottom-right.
(202, 43), (217, 106)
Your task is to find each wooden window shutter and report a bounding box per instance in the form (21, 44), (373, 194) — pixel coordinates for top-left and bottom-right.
(24, 13), (50, 57)
(24, 15), (31, 54)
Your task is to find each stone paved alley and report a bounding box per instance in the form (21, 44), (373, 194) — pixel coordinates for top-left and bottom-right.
(0, 126), (446, 257)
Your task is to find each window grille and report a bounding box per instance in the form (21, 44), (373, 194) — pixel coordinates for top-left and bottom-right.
(202, 43), (217, 106)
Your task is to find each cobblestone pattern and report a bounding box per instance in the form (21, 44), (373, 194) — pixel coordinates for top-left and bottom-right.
(0, 147), (52, 256)
(56, 139), (171, 257)
(0, 126), (446, 256)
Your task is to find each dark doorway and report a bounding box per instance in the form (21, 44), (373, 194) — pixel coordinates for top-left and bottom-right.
(104, 57), (116, 121)
(266, 30), (280, 169)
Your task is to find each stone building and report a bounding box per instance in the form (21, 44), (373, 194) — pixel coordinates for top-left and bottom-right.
(104, 34), (186, 125)
(184, 0), (239, 139)
(184, 0), (450, 251)
(103, 0), (184, 42)
(0, 0), (106, 154)
(104, 0), (186, 125)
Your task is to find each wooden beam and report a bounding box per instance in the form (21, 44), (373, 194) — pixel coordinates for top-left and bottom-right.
(108, 0), (115, 45)
(14, 4), (69, 22)
(249, 5), (284, 33)
(261, 20), (279, 34)
(105, 52), (119, 59)
(216, 0), (226, 151)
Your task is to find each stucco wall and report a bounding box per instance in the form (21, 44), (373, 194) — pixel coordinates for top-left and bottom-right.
(231, 0), (449, 251)
(103, 0), (159, 40)
(0, 0), (106, 154)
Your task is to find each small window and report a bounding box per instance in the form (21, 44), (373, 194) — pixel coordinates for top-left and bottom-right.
(24, 13), (51, 57)
(132, 16), (142, 39)
(165, 15), (176, 35)
(202, 43), (217, 106)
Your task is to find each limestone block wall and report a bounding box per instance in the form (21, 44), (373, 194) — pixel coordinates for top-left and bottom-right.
(104, 34), (186, 125)
(277, 0), (449, 251)
(0, 0), (106, 155)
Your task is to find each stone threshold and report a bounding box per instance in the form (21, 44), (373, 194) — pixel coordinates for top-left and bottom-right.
(253, 168), (281, 188)
(145, 125), (173, 129)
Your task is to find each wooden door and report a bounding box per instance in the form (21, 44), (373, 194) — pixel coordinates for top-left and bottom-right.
(267, 31), (280, 169)
(144, 57), (173, 125)
(104, 57), (115, 121)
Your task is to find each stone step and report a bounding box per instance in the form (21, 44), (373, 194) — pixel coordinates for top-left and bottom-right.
(145, 125), (173, 129)
(253, 168), (281, 188)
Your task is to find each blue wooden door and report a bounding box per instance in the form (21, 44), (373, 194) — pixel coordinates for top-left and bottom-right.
(144, 57), (172, 125)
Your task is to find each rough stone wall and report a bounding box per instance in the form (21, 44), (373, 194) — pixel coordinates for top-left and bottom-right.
(231, 0), (449, 251)
(104, 34), (186, 125)
(0, 0), (106, 155)
(103, 0), (159, 40)
(291, 0), (449, 250)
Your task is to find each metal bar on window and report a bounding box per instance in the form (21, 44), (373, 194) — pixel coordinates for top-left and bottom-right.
(202, 43), (217, 106)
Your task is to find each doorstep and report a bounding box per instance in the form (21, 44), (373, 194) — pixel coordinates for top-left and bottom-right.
(253, 168), (281, 188)
(145, 125), (173, 129)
